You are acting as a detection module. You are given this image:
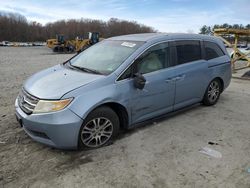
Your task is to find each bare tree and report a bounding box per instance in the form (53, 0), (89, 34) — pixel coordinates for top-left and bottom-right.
(0, 12), (156, 42)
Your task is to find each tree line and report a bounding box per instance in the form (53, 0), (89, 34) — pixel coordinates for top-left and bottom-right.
(199, 23), (250, 35)
(0, 12), (156, 42)
(199, 24), (250, 43)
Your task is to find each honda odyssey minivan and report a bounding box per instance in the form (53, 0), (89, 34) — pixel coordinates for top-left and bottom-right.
(15, 33), (231, 149)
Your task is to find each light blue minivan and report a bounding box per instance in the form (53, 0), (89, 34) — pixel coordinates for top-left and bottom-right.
(15, 33), (231, 149)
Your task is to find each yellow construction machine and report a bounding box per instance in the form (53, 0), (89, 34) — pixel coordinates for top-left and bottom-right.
(46, 32), (102, 53)
(46, 38), (57, 49)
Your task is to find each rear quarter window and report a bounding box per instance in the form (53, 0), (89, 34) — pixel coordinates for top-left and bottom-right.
(204, 41), (225, 60)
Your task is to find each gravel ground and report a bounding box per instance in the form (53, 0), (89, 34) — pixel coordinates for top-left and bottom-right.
(0, 47), (250, 188)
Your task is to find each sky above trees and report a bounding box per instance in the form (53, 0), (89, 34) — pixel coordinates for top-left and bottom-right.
(1, 0), (249, 33)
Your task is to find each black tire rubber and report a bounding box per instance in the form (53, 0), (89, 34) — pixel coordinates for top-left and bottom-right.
(202, 79), (222, 106)
(59, 46), (64, 52)
(53, 46), (58, 52)
(78, 106), (119, 149)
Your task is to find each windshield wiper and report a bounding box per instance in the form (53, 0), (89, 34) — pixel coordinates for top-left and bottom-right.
(68, 61), (103, 75)
(75, 66), (103, 75)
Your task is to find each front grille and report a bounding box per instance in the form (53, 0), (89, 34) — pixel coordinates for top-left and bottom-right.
(18, 89), (39, 114)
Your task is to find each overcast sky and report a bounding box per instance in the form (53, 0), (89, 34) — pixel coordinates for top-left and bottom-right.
(1, 0), (250, 33)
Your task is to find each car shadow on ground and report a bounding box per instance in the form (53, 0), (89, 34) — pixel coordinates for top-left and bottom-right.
(116, 103), (202, 141)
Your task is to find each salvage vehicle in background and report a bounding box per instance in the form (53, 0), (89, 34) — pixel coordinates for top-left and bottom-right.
(0, 41), (12, 46)
(230, 46), (250, 59)
(0, 41), (45, 47)
(15, 33), (231, 149)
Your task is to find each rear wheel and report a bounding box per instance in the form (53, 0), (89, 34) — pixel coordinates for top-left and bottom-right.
(78, 106), (119, 149)
(53, 46), (59, 52)
(58, 46), (64, 52)
(203, 79), (222, 106)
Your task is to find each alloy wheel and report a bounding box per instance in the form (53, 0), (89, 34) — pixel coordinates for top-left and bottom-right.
(207, 81), (220, 103)
(81, 117), (113, 147)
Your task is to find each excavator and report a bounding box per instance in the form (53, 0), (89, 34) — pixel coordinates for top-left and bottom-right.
(46, 32), (102, 53)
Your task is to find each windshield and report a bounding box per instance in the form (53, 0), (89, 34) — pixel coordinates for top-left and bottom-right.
(69, 40), (144, 74)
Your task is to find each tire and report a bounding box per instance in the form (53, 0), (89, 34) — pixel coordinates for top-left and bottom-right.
(53, 46), (59, 52)
(78, 106), (119, 149)
(202, 79), (222, 106)
(68, 45), (75, 53)
(59, 46), (64, 52)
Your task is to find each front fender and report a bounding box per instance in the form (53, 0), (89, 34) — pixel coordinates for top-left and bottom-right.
(64, 83), (131, 122)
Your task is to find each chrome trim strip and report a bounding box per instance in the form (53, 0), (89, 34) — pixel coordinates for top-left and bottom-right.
(23, 96), (36, 107)
(18, 88), (39, 114)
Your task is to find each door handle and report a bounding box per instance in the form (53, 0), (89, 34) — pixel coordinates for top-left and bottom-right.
(175, 74), (185, 81)
(165, 78), (174, 83)
(165, 75), (185, 83)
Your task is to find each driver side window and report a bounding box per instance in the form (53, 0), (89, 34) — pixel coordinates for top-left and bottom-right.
(136, 42), (169, 74)
(117, 42), (170, 81)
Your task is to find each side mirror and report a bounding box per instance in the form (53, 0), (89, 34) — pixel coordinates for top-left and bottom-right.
(133, 73), (146, 90)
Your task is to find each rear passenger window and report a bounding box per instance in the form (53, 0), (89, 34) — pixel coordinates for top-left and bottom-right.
(204, 41), (225, 60)
(175, 40), (201, 64)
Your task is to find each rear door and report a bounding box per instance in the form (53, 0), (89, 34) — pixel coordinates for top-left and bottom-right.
(203, 40), (231, 88)
(172, 40), (209, 110)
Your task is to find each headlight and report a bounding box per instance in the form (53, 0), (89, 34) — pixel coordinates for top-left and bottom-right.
(33, 98), (73, 114)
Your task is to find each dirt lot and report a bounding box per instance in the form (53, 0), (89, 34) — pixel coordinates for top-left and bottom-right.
(0, 47), (250, 188)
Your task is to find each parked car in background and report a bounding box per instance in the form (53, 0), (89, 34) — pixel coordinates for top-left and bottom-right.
(237, 43), (248, 48)
(15, 33), (231, 149)
(230, 46), (250, 59)
(0, 41), (45, 47)
(0, 41), (11, 46)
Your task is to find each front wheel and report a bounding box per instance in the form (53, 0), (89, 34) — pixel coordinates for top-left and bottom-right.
(78, 106), (119, 149)
(202, 79), (222, 106)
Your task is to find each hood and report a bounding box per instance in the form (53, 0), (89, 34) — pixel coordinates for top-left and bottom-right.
(24, 64), (105, 99)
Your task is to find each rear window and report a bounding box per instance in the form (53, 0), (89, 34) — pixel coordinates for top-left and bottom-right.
(175, 40), (201, 64)
(204, 41), (225, 60)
